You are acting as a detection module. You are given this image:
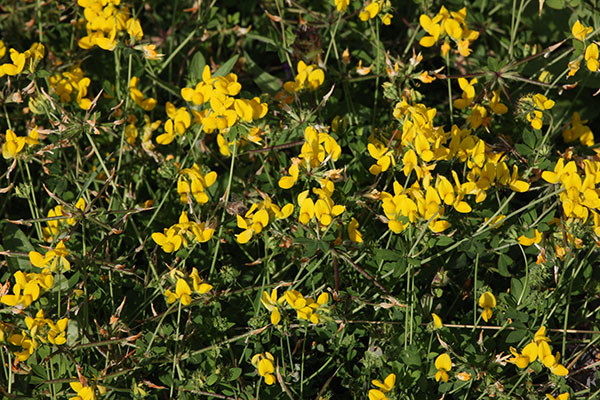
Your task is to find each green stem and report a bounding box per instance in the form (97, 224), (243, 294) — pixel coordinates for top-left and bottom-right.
(22, 161), (44, 239)
(209, 141), (238, 278)
(170, 300), (183, 398)
(323, 14), (342, 66)
(473, 253), (479, 329)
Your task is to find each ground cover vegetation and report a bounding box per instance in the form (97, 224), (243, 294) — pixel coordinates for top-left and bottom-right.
(1, 0), (600, 398)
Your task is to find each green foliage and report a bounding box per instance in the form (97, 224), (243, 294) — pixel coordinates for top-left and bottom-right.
(1, 0), (600, 399)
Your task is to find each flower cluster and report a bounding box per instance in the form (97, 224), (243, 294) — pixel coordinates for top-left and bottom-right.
(3, 310), (67, 362)
(177, 164), (217, 205)
(236, 196), (293, 244)
(152, 211), (214, 253)
(284, 290), (329, 324)
(283, 61), (325, 92)
(2, 128), (39, 159)
(1, 270), (53, 310)
(279, 126), (342, 188)
(419, 6), (479, 57)
(77, 0), (141, 51)
(0, 41), (45, 77)
(49, 66), (94, 110)
(453, 79), (508, 130)
(297, 180), (346, 226)
(562, 112), (594, 146)
(542, 158), (600, 224)
(42, 199), (86, 242)
(358, 1), (393, 25)
(180, 65), (268, 146)
(260, 288), (330, 325)
(30, 240), (71, 272)
(164, 268), (212, 306)
(508, 326), (569, 376)
(522, 93), (555, 130)
(375, 97), (529, 234)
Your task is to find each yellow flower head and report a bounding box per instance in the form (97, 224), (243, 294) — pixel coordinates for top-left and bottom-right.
(572, 20), (592, 41)
(434, 353), (452, 382)
(478, 291), (496, 322)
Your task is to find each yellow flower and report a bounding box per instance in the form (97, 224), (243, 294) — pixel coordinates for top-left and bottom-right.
(585, 43), (599, 72)
(518, 229), (542, 246)
(278, 162), (299, 189)
(261, 289), (281, 325)
(359, 2), (381, 21)
(546, 392), (570, 400)
(8, 331), (38, 361)
(1, 271), (43, 309)
(431, 313), (443, 329)
(508, 341), (538, 368)
(369, 373), (395, 400)
(251, 352), (276, 385)
(2, 129), (27, 159)
(48, 318), (69, 345)
(126, 18), (143, 41)
(129, 77), (157, 111)
(165, 278), (192, 306)
(0, 48), (26, 77)
(419, 14), (441, 47)
(348, 217), (363, 243)
(523, 93), (554, 130)
(434, 353), (452, 382)
(381, 13), (393, 25)
(152, 227), (183, 253)
(190, 268), (213, 294)
(69, 380), (106, 400)
(333, 0), (349, 12)
(372, 373), (395, 392)
(478, 291), (496, 322)
(29, 240), (71, 272)
(571, 20), (592, 41)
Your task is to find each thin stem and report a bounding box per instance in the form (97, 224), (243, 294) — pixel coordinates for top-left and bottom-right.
(209, 140), (237, 277)
(170, 300), (183, 398)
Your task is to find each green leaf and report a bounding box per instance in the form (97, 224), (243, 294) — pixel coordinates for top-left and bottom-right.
(497, 254), (512, 277)
(515, 143), (532, 156)
(228, 367), (242, 381)
(401, 345), (422, 367)
(2, 224), (34, 270)
(294, 237), (318, 257)
(214, 54), (240, 77)
(523, 129), (536, 149)
(546, 0), (565, 9)
(511, 278), (523, 300)
(206, 374), (219, 386)
(374, 249), (402, 262)
(505, 329), (527, 343)
(189, 51), (207, 84)
(487, 57), (500, 71)
(436, 236), (453, 246)
(244, 51), (282, 94)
